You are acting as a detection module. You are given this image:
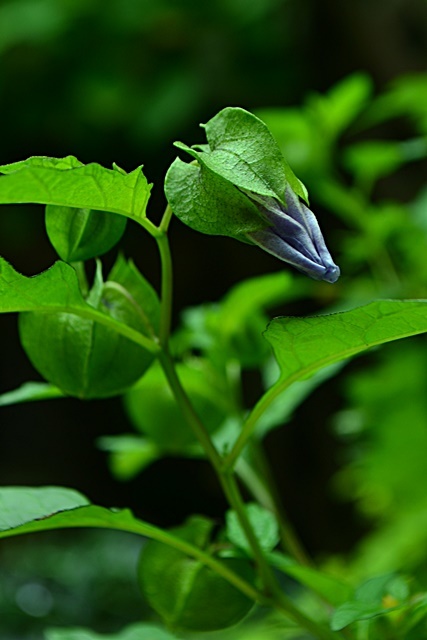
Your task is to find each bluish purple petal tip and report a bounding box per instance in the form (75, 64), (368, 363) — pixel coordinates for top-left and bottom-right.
(244, 186), (340, 284)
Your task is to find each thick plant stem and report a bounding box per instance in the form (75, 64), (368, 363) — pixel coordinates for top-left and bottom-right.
(223, 383), (287, 470)
(158, 350), (223, 473)
(156, 232), (173, 346)
(159, 203), (174, 233)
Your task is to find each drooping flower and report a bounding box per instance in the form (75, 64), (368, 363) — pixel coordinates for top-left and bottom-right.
(243, 185), (340, 284)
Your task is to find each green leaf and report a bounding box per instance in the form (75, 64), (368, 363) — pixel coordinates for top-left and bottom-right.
(0, 381), (63, 406)
(138, 516), (255, 631)
(0, 486), (174, 545)
(267, 551), (353, 607)
(0, 487), (90, 530)
(0, 156), (151, 222)
(45, 205), (127, 262)
(308, 73), (373, 139)
(124, 359), (228, 450)
(97, 435), (161, 480)
(343, 141), (404, 184)
(264, 300), (427, 392)
(0, 486), (258, 631)
(0, 156), (84, 173)
(0, 257), (158, 354)
(331, 601), (395, 631)
(331, 573), (409, 631)
(226, 503), (279, 554)
(45, 623), (178, 640)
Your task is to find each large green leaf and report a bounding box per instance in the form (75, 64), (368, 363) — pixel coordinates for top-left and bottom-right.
(0, 257), (158, 353)
(0, 156), (151, 222)
(0, 487), (257, 602)
(264, 300), (427, 390)
(0, 486), (180, 542)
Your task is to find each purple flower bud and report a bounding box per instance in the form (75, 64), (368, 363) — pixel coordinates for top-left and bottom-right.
(244, 186), (340, 284)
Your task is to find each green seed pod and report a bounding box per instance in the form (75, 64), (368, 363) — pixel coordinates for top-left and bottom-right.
(19, 261), (158, 399)
(138, 517), (255, 631)
(124, 360), (227, 450)
(45, 205), (127, 262)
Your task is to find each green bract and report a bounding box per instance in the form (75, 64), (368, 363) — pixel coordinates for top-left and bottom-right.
(164, 107), (308, 241)
(45, 205), (127, 262)
(138, 516), (255, 631)
(19, 258), (160, 399)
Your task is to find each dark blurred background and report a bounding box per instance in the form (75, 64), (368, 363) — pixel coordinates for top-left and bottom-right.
(1, 0), (427, 567)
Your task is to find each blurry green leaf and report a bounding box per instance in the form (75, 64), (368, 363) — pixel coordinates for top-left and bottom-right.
(342, 138), (427, 188)
(124, 360), (228, 450)
(308, 73), (372, 139)
(268, 551), (353, 606)
(0, 0), (70, 54)
(45, 623), (178, 640)
(173, 272), (306, 369)
(226, 503), (279, 553)
(360, 73), (427, 133)
(264, 301), (427, 394)
(355, 573), (407, 603)
(331, 573), (409, 630)
(97, 435), (160, 480)
(0, 156), (151, 222)
(331, 600), (397, 631)
(0, 257), (158, 353)
(0, 381), (63, 406)
(343, 141), (403, 185)
(254, 108), (316, 176)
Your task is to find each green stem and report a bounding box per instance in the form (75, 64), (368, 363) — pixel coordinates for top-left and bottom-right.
(153, 209), (344, 639)
(158, 350), (223, 473)
(223, 383), (288, 471)
(249, 441), (313, 567)
(71, 261), (89, 297)
(155, 232), (173, 346)
(159, 203), (174, 233)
